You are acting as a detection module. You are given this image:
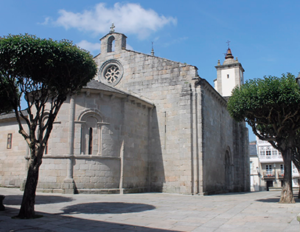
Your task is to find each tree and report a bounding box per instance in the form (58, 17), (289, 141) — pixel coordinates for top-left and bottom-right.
(227, 73), (300, 203)
(0, 34), (97, 218)
(0, 76), (16, 113)
(291, 139), (300, 198)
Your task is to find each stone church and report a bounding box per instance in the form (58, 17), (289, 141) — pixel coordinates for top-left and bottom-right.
(0, 28), (250, 195)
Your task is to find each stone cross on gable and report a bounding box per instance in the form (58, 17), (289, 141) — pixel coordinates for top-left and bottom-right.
(110, 23), (115, 33)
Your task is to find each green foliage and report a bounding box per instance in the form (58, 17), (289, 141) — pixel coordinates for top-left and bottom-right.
(0, 77), (15, 113)
(0, 34), (97, 98)
(228, 73), (300, 140)
(228, 73), (300, 122)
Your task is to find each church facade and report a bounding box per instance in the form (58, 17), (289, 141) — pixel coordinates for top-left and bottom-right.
(0, 29), (250, 195)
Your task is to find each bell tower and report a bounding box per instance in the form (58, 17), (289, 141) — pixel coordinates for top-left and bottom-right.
(214, 47), (245, 97)
(100, 23), (127, 55)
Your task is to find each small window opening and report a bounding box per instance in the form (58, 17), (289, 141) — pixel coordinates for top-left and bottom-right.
(7, 133), (12, 149)
(88, 127), (93, 154)
(227, 74), (229, 78)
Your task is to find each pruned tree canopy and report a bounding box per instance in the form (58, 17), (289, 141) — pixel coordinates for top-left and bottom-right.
(0, 34), (97, 218)
(228, 73), (300, 150)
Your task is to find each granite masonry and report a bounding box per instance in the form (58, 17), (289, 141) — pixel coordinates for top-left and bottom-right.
(0, 29), (250, 195)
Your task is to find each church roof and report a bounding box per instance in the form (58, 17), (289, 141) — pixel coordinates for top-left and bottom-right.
(84, 79), (155, 107)
(84, 79), (127, 95)
(99, 32), (127, 41)
(0, 110), (28, 121)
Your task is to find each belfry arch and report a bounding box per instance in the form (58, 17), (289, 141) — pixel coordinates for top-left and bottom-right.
(107, 36), (115, 52)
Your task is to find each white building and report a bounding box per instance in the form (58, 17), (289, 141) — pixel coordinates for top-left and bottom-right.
(256, 137), (300, 190)
(249, 141), (261, 191)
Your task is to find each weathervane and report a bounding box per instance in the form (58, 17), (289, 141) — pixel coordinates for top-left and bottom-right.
(151, 42), (154, 56)
(226, 40), (230, 48)
(110, 23), (115, 33)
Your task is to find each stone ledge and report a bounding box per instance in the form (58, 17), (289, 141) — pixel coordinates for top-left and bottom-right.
(41, 155), (121, 160)
(77, 188), (120, 194)
(123, 187), (147, 194)
(36, 188), (64, 194)
(269, 187), (300, 191)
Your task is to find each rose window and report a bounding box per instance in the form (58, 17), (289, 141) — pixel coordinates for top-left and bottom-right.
(99, 59), (123, 86)
(104, 65), (120, 83)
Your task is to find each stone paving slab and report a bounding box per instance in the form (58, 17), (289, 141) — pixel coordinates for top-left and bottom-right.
(0, 187), (299, 232)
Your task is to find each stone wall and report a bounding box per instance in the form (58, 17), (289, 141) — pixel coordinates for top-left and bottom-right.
(95, 39), (200, 194)
(200, 80), (249, 194)
(122, 99), (150, 192)
(38, 91), (151, 193)
(0, 120), (27, 187)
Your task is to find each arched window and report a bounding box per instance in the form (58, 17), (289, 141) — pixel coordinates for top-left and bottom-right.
(107, 36), (115, 52)
(78, 110), (103, 155)
(88, 127), (93, 154)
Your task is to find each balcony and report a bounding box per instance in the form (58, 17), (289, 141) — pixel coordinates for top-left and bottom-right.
(292, 170), (300, 178)
(277, 171), (284, 179)
(259, 153), (283, 163)
(263, 171), (275, 179)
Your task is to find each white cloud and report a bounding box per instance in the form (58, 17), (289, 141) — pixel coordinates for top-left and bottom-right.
(126, 44), (133, 50)
(76, 40), (100, 52)
(39, 17), (51, 25)
(48, 3), (177, 39)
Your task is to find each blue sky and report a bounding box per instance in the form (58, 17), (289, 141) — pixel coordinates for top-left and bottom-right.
(2, 0), (300, 141)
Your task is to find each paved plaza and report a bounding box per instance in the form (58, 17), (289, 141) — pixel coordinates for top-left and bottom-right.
(0, 187), (299, 232)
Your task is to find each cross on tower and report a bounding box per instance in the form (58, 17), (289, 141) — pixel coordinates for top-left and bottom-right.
(110, 23), (115, 33)
(226, 40), (230, 48)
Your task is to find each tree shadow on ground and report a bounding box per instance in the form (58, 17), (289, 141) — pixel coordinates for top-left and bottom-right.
(61, 202), (155, 215)
(256, 195), (300, 203)
(3, 195), (73, 205)
(209, 192), (251, 196)
(0, 207), (178, 232)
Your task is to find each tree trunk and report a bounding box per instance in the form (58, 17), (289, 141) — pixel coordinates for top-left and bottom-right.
(298, 179), (300, 199)
(279, 149), (295, 203)
(17, 154), (41, 218)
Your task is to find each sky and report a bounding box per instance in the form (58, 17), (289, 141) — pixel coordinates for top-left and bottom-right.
(1, 0), (300, 142)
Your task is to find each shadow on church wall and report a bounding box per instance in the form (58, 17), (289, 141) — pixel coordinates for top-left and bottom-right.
(149, 108), (165, 192)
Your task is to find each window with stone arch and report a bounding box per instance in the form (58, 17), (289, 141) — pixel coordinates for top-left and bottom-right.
(107, 36), (115, 52)
(79, 111), (103, 155)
